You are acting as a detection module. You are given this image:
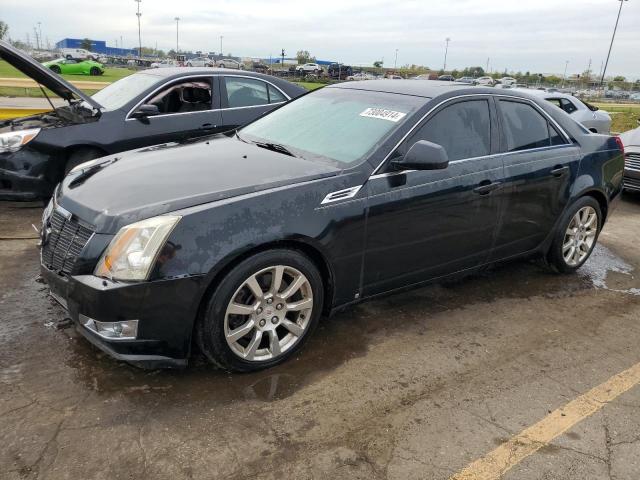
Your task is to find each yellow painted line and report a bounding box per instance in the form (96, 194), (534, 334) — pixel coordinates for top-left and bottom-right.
(450, 361), (640, 480)
(0, 108), (50, 120)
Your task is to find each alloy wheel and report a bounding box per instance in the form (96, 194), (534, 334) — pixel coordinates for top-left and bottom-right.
(224, 265), (314, 362)
(562, 206), (598, 267)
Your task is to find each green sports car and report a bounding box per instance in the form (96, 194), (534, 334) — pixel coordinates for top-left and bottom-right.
(42, 58), (104, 76)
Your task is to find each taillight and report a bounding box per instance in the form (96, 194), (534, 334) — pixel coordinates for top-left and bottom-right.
(614, 136), (625, 156)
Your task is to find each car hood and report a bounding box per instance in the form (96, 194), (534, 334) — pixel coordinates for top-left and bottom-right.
(0, 41), (102, 110)
(619, 126), (640, 148)
(57, 136), (341, 233)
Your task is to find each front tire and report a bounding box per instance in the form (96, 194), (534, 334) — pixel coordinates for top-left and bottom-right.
(89, 67), (100, 76)
(197, 249), (324, 372)
(548, 196), (602, 273)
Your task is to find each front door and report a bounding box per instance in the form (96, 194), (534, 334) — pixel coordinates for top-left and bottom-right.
(363, 96), (505, 296)
(118, 75), (223, 151)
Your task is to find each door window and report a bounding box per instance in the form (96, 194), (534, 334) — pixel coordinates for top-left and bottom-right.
(499, 100), (552, 152)
(224, 77), (269, 108)
(145, 78), (213, 115)
(268, 84), (287, 104)
(399, 99), (491, 161)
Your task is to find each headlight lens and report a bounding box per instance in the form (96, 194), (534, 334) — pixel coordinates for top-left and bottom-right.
(94, 215), (181, 281)
(0, 128), (41, 153)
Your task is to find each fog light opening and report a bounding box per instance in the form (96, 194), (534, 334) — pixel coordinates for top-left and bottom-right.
(79, 314), (138, 340)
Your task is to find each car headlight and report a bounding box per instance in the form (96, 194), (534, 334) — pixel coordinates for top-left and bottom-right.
(0, 128), (41, 153)
(94, 215), (181, 281)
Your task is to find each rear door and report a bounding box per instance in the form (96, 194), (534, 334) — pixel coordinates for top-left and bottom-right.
(219, 75), (289, 130)
(363, 96), (505, 295)
(489, 97), (581, 260)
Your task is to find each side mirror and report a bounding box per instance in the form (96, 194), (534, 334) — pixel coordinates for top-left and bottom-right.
(130, 104), (160, 119)
(391, 140), (449, 171)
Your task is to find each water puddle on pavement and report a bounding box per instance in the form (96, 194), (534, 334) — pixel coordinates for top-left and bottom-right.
(578, 244), (640, 296)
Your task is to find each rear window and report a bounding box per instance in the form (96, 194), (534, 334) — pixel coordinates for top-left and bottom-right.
(499, 100), (552, 151)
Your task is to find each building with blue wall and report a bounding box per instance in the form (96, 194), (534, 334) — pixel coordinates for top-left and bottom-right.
(55, 38), (136, 56)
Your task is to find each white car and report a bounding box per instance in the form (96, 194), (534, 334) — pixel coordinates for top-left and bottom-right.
(476, 76), (495, 86)
(186, 56), (214, 67)
(499, 77), (517, 86)
(150, 60), (177, 69)
(524, 90), (612, 134)
(59, 48), (94, 60)
(296, 63), (323, 74)
(215, 58), (244, 69)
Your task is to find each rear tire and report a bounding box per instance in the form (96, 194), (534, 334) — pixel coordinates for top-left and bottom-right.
(547, 196), (602, 273)
(50, 65), (61, 74)
(64, 148), (105, 176)
(196, 249), (324, 372)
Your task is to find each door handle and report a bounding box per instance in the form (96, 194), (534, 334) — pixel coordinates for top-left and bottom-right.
(551, 165), (570, 177)
(473, 180), (502, 195)
(200, 123), (215, 130)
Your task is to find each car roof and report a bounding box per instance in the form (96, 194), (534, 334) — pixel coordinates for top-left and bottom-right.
(329, 79), (531, 99)
(518, 89), (574, 99)
(138, 67), (250, 77)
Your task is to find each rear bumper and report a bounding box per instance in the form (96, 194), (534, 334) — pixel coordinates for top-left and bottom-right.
(40, 264), (206, 368)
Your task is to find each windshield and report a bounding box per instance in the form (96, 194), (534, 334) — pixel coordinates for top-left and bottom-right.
(90, 73), (161, 111)
(241, 87), (422, 167)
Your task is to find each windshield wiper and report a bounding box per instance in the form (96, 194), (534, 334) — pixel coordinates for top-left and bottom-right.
(68, 158), (119, 188)
(254, 142), (297, 157)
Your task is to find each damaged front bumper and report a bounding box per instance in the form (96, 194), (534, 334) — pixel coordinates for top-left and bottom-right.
(0, 148), (56, 200)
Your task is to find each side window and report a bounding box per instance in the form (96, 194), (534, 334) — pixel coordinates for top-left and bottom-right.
(499, 100), (550, 152)
(145, 78), (213, 115)
(268, 84), (287, 104)
(225, 77), (269, 108)
(400, 100), (491, 161)
(547, 98), (563, 109)
(549, 123), (567, 146)
(560, 98), (578, 114)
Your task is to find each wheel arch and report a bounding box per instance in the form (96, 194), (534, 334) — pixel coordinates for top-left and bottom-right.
(580, 188), (608, 222)
(193, 238), (336, 335)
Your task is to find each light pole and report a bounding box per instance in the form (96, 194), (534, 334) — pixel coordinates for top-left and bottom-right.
(134, 0), (142, 57)
(394, 49), (398, 69)
(37, 22), (42, 50)
(600, 0), (628, 87)
(562, 60), (569, 87)
(443, 37), (451, 71)
(220, 35), (224, 56)
(175, 17), (180, 54)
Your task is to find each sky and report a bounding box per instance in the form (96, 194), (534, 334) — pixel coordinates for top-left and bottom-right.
(3, 0), (639, 78)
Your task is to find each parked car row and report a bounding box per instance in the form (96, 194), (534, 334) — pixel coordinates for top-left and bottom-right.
(0, 41), (627, 374)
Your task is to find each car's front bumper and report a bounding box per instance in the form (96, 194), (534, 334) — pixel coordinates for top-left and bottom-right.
(0, 148), (56, 200)
(624, 150), (640, 191)
(40, 264), (206, 368)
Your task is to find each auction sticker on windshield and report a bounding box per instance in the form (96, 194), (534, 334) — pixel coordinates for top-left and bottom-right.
(359, 108), (407, 122)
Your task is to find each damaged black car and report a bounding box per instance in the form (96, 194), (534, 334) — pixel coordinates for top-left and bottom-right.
(0, 41), (305, 200)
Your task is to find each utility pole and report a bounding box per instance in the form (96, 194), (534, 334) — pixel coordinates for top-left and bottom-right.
(175, 17), (180, 53)
(562, 60), (569, 88)
(33, 27), (40, 50)
(37, 22), (42, 49)
(443, 37), (451, 71)
(394, 48), (398, 69)
(486, 57), (490, 74)
(134, 0), (142, 57)
(220, 35), (224, 56)
(600, 0), (628, 86)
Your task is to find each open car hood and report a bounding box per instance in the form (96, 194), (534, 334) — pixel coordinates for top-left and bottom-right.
(0, 40), (102, 110)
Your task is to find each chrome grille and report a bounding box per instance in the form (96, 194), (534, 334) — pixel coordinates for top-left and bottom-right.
(41, 209), (94, 274)
(626, 153), (640, 172)
(624, 176), (640, 191)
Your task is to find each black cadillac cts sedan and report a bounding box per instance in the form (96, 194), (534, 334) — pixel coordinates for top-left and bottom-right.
(0, 41), (304, 200)
(40, 80), (624, 371)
